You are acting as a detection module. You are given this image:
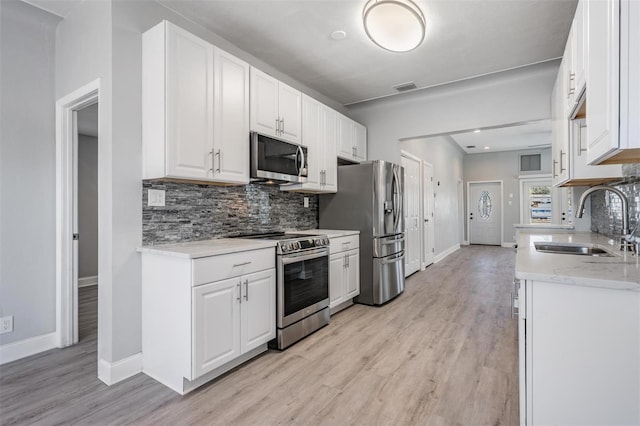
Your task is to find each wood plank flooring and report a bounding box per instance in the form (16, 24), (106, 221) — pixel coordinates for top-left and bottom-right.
(0, 246), (518, 425)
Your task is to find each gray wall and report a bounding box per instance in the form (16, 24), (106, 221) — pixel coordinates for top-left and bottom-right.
(78, 135), (98, 278)
(401, 136), (465, 255)
(590, 164), (640, 237)
(464, 148), (552, 244)
(348, 61), (559, 165)
(142, 182), (318, 245)
(0, 0), (60, 345)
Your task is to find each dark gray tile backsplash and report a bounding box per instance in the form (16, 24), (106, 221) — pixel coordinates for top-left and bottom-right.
(590, 163), (640, 237)
(142, 181), (318, 245)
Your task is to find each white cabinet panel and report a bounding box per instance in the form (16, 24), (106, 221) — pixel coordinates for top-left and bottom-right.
(322, 107), (338, 191)
(250, 68), (279, 138)
(250, 67), (301, 144)
(337, 113), (354, 160)
(328, 236), (360, 313)
(329, 253), (344, 307)
(345, 250), (360, 299)
(278, 82), (302, 144)
(192, 277), (241, 378)
(241, 269), (276, 353)
(213, 48), (250, 183)
(353, 122), (367, 162)
(164, 23), (214, 180)
(301, 95), (322, 187)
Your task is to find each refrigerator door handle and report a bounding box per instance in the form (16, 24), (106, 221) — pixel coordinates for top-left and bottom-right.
(392, 167), (402, 233)
(382, 251), (404, 264)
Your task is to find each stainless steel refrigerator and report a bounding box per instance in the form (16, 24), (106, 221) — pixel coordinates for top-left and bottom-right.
(319, 160), (405, 305)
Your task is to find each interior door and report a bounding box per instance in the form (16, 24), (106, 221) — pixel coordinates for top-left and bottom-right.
(422, 162), (435, 268)
(401, 154), (421, 276)
(469, 182), (502, 245)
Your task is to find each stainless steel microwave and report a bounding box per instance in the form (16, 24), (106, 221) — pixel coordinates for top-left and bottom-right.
(250, 132), (308, 183)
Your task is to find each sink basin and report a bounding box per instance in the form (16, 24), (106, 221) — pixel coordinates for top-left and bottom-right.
(534, 242), (614, 257)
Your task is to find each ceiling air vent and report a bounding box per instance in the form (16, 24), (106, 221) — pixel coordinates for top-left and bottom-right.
(466, 145), (476, 149)
(393, 82), (417, 92)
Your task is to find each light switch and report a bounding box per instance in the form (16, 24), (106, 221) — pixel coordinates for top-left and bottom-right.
(148, 189), (165, 207)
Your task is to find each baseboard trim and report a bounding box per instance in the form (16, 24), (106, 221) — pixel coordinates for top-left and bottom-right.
(78, 275), (98, 287)
(98, 353), (143, 385)
(0, 332), (57, 365)
(461, 241), (470, 246)
(434, 244), (460, 263)
(501, 242), (516, 248)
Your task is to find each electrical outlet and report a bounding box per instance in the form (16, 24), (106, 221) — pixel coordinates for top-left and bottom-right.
(0, 316), (13, 334)
(303, 197), (309, 208)
(148, 189), (166, 207)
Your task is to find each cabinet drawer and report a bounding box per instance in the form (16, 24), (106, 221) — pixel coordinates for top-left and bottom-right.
(192, 248), (275, 286)
(329, 234), (359, 254)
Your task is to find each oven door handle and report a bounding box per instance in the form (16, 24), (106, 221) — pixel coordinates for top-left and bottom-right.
(281, 248), (328, 265)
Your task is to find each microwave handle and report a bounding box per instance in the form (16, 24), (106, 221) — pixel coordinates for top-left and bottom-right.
(296, 145), (305, 176)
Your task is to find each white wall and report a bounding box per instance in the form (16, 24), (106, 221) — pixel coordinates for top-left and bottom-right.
(464, 148), (552, 244)
(0, 0), (60, 345)
(401, 136), (465, 256)
(78, 135), (98, 278)
(348, 61), (559, 165)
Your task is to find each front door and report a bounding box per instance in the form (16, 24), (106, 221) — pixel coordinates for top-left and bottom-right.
(469, 182), (502, 245)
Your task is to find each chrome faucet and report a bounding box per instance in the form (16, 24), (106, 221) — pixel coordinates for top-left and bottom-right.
(576, 185), (632, 252)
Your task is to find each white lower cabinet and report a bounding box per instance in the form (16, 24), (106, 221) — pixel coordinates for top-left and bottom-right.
(517, 279), (640, 425)
(328, 234), (360, 314)
(142, 247), (275, 394)
(192, 269), (275, 379)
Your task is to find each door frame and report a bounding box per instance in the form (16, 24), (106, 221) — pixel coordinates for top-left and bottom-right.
(467, 180), (504, 246)
(55, 79), (100, 348)
(518, 174), (552, 224)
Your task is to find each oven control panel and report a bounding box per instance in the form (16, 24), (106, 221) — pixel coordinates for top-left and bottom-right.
(277, 235), (329, 254)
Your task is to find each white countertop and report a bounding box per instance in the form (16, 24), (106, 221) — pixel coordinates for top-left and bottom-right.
(516, 231), (640, 291)
(137, 238), (276, 259)
(514, 224), (575, 230)
(292, 229), (360, 239)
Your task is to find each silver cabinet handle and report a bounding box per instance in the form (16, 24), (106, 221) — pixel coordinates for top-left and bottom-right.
(236, 282), (241, 303)
(280, 118), (285, 134)
(275, 118), (280, 135)
(552, 160), (558, 178)
(208, 149), (214, 173)
(244, 279), (249, 301)
(352, 146), (356, 157)
(233, 261), (252, 267)
(559, 150), (566, 173)
(214, 149), (221, 173)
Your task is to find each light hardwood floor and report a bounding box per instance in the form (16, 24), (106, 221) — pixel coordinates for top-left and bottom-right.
(0, 246), (518, 425)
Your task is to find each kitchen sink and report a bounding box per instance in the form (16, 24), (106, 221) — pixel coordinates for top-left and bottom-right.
(534, 242), (614, 257)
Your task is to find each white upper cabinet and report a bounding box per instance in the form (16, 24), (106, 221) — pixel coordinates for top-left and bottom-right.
(213, 48), (250, 184)
(142, 21), (249, 184)
(552, 60), (569, 186)
(250, 67), (302, 144)
(337, 113), (367, 163)
(586, 0), (640, 164)
(282, 95), (338, 193)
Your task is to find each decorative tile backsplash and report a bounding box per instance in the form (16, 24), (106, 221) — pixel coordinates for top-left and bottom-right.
(142, 181), (319, 245)
(590, 163), (640, 237)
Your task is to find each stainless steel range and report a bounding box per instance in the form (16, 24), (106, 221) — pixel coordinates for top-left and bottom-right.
(238, 232), (330, 349)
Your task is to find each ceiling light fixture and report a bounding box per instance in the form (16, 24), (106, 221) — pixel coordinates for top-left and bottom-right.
(330, 30), (347, 40)
(474, 129), (481, 133)
(362, 0), (426, 52)
(484, 146), (491, 150)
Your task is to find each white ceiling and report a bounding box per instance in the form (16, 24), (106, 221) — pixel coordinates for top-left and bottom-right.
(156, 0), (577, 105)
(449, 120), (551, 154)
(24, 0), (576, 106)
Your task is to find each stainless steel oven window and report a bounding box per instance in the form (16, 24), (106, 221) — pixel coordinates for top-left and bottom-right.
(277, 248), (329, 328)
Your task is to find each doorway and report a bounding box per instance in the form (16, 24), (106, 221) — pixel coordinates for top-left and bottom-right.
(468, 181), (503, 245)
(422, 161), (434, 268)
(56, 80), (100, 351)
(401, 152), (421, 277)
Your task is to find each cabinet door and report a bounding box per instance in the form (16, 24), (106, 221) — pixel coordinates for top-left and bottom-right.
(337, 114), (355, 160)
(573, 0), (586, 96)
(250, 68), (279, 138)
(353, 122), (367, 162)
(329, 253), (345, 308)
(165, 23), (214, 180)
(213, 48), (250, 184)
(278, 82), (302, 144)
(551, 67), (569, 186)
(301, 95), (322, 187)
(322, 106), (338, 192)
(586, 0), (620, 164)
(240, 269), (276, 353)
(345, 250), (360, 299)
(192, 277), (241, 378)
